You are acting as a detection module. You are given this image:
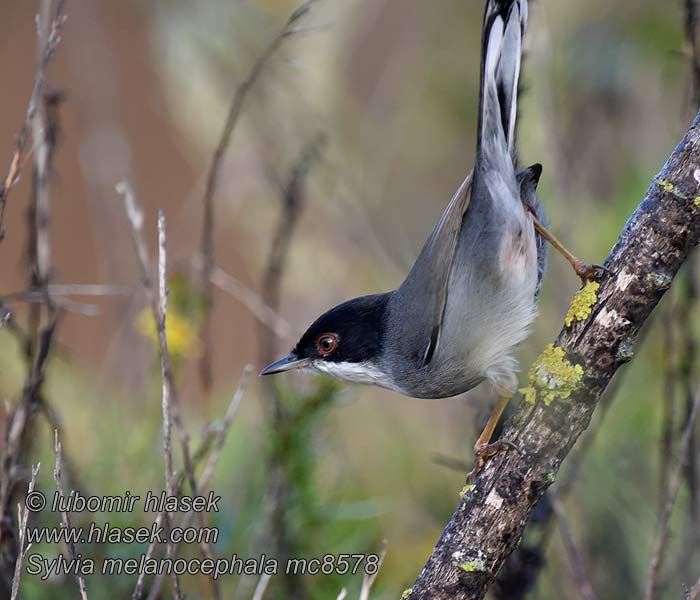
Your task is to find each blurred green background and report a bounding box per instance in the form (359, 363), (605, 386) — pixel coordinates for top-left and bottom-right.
(0, 0), (698, 598)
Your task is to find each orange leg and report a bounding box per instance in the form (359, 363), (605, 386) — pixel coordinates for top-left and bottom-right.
(529, 212), (609, 284)
(466, 396), (518, 484)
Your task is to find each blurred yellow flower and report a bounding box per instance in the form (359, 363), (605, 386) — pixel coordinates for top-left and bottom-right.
(136, 308), (200, 360)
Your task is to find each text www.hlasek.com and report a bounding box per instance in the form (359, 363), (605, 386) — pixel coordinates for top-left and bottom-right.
(26, 521), (218, 546)
(23, 490), (381, 581)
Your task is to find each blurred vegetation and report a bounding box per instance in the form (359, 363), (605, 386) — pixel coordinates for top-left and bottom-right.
(0, 0), (699, 598)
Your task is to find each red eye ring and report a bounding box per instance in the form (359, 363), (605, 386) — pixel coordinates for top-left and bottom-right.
(315, 333), (339, 356)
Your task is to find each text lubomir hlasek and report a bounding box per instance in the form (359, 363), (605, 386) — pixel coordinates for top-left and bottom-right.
(50, 490), (220, 513)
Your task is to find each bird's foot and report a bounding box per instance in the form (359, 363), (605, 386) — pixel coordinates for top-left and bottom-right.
(571, 259), (611, 285)
(465, 439), (520, 484)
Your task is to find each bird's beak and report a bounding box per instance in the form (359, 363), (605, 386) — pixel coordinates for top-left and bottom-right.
(260, 354), (311, 376)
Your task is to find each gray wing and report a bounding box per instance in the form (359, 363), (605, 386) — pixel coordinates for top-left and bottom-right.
(396, 172), (472, 365)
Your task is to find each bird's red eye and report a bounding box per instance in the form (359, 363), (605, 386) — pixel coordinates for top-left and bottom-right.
(315, 333), (338, 356)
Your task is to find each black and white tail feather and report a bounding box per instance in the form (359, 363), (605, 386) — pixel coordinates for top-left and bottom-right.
(478, 0), (527, 161)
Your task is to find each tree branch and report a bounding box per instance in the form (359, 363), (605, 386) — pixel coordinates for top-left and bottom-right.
(408, 113), (700, 600)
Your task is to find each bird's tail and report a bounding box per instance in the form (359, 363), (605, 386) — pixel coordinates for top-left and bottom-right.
(476, 0), (528, 163)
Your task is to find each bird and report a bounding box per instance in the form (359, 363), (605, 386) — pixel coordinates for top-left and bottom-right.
(261, 0), (601, 481)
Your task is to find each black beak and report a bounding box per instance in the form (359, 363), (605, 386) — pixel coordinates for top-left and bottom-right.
(260, 353), (311, 376)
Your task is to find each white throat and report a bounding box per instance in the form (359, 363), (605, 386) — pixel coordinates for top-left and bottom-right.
(311, 360), (396, 391)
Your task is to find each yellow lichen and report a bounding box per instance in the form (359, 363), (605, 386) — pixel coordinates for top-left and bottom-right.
(565, 281), (600, 326)
(459, 484), (476, 499)
(645, 272), (672, 290)
(520, 385), (537, 405)
(695, 197), (700, 206)
(544, 472), (557, 486)
(658, 178), (674, 192)
(401, 588), (413, 599)
(518, 344), (584, 406)
(461, 560), (487, 573)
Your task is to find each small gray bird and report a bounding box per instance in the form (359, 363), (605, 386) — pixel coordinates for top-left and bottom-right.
(262, 0), (598, 479)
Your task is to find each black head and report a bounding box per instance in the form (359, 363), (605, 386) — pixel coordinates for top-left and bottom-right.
(260, 293), (390, 381)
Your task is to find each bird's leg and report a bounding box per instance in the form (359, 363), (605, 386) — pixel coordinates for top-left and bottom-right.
(466, 395), (517, 484)
(527, 210), (608, 284)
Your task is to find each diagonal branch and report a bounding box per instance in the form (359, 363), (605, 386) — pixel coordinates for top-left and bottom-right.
(408, 113), (700, 600)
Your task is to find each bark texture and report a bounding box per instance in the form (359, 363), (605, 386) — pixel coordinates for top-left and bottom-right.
(409, 112), (700, 599)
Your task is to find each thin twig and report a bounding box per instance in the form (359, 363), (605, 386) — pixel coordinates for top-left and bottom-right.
(251, 573), (272, 600)
(28, 4), (61, 302)
(47, 284), (132, 296)
(336, 589), (347, 600)
(0, 300), (32, 352)
(208, 264), (291, 340)
(118, 181), (155, 299)
(550, 494), (597, 600)
(359, 540), (388, 600)
(1, 312), (60, 588)
(0, 0), (65, 241)
(10, 463), (40, 600)
(644, 382), (700, 600)
(118, 181), (203, 497)
(155, 213), (183, 600)
(17, 14), (63, 530)
(118, 181), (217, 597)
(196, 365), (251, 489)
(53, 431), (88, 600)
(660, 311), (677, 513)
(165, 365), (252, 534)
(679, 262), (699, 559)
(2, 290), (99, 316)
(157, 214), (175, 499)
(131, 365), (251, 600)
(259, 134), (325, 367)
(679, 0), (700, 576)
(198, 0), (322, 390)
(685, 0), (700, 108)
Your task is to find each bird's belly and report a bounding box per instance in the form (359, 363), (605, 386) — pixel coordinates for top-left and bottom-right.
(429, 213), (539, 396)
(385, 206), (540, 400)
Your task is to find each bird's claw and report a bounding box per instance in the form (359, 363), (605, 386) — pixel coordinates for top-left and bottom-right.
(465, 439), (520, 485)
(573, 260), (611, 285)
